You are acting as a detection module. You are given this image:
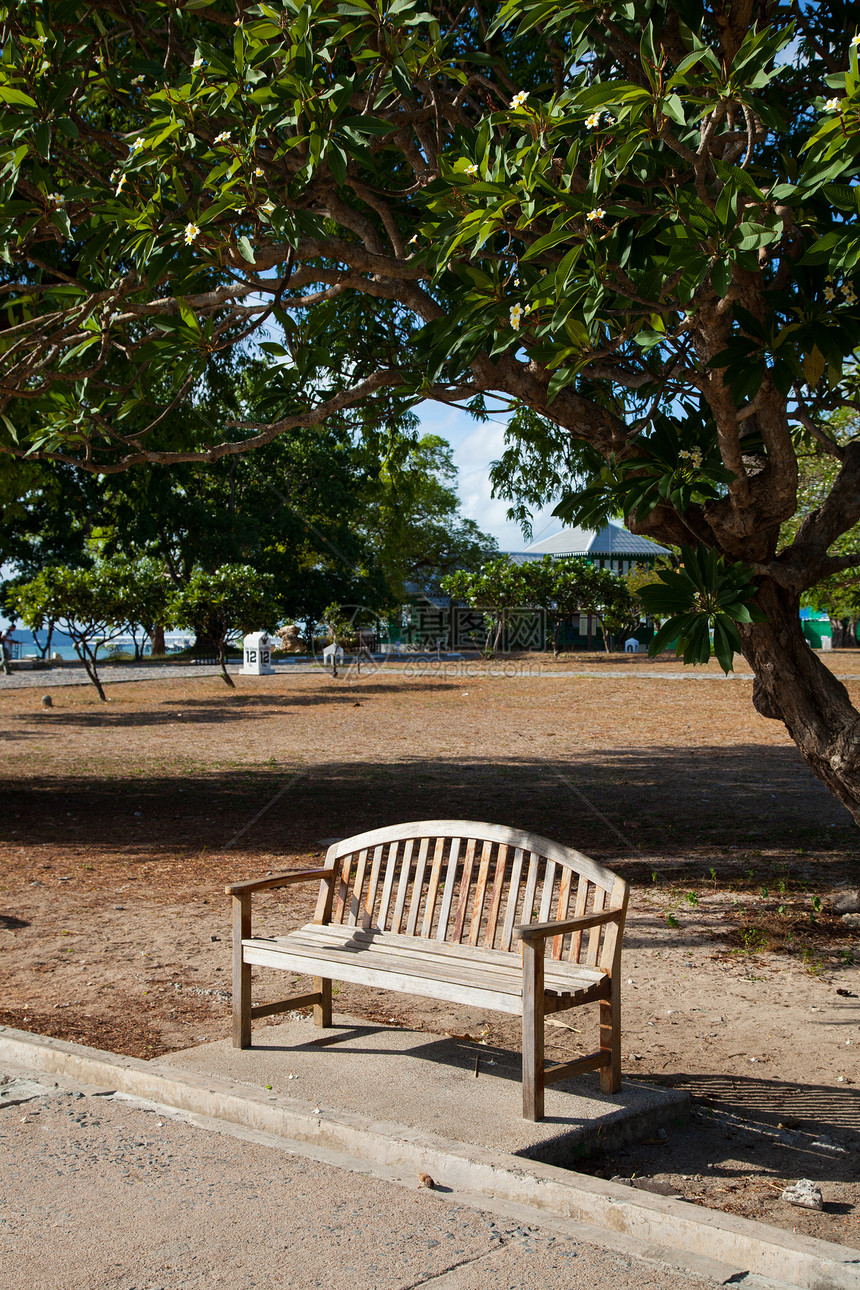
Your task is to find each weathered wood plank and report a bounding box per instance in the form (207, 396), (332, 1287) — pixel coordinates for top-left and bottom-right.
(333, 853), (354, 924)
(225, 867), (335, 897)
(377, 841), (401, 929)
(250, 992), (320, 1019)
(552, 866), (573, 960)
(543, 1050), (611, 1086)
(347, 849), (369, 927)
(484, 844), (508, 950)
(452, 837), (477, 943)
(323, 819), (619, 892)
(538, 858), (557, 925)
(242, 941), (526, 1014)
(232, 893), (252, 1049)
(468, 841), (493, 946)
(390, 838), (414, 934)
(521, 851), (541, 933)
(436, 837), (461, 942)
(568, 874), (590, 963)
(499, 847), (525, 952)
(586, 884), (608, 966)
(314, 975), (332, 1028)
(405, 836), (431, 935)
(521, 938), (545, 1121)
(362, 844), (385, 929)
(421, 837), (446, 938)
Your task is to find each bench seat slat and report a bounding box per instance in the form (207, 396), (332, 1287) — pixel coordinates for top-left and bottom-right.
(248, 925), (605, 990)
(242, 932), (606, 1015)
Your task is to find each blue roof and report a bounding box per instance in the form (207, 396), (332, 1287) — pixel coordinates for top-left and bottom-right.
(516, 522), (670, 559)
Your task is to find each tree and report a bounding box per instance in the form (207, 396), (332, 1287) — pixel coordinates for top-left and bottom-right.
(12, 566), (128, 700)
(169, 564), (280, 687)
(364, 435), (498, 597)
(442, 557), (528, 653)
(5, 6), (860, 821)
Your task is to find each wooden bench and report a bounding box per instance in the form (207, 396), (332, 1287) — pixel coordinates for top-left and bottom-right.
(226, 820), (628, 1121)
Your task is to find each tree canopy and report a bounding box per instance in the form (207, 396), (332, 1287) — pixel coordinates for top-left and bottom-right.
(4, 2), (860, 821)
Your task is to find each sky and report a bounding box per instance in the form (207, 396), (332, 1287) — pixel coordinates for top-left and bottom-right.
(413, 401), (561, 552)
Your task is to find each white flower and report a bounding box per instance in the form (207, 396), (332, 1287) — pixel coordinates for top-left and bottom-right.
(510, 303), (529, 330)
(47, 192), (64, 206)
(586, 207), (605, 222)
(115, 174), (127, 195)
(464, 162), (478, 175)
(183, 222), (200, 245)
(131, 74), (145, 86)
(852, 34), (860, 48)
(192, 55), (206, 71)
(130, 137), (145, 153)
(825, 97), (842, 111)
(214, 131), (232, 145)
(585, 112), (602, 129)
(408, 234), (419, 245)
(824, 286), (836, 302)
(255, 166), (264, 177)
(678, 448), (703, 468)
(510, 91), (529, 109)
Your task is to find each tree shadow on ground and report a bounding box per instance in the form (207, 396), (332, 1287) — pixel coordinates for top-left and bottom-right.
(5, 681), (460, 727)
(2, 744), (856, 883)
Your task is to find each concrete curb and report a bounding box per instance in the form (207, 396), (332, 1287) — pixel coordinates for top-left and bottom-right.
(1, 1026), (857, 1290)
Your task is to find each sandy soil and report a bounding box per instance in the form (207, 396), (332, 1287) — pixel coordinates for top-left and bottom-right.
(1, 654), (858, 1247)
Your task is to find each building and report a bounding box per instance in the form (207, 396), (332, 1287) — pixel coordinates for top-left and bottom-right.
(514, 521), (671, 572)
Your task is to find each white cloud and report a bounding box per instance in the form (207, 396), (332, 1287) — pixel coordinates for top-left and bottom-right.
(414, 402), (559, 550)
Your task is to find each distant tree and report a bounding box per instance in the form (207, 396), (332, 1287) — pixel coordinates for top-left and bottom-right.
(107, 556), (173, 660)
(12, 566), (127, 701)
(366, 435), (498, 596)
(169, 566), (280, 688)
(518, 556), (637, 654)
(442, 558), (528, 653)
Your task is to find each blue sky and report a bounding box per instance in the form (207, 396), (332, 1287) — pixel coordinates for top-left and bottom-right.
(414, 401), (560, 551)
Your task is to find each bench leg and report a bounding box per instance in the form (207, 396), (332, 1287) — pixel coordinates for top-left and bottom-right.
(232, 894), (252, 1049)
(313, 976), (332, 1028)
(599, 982), (621, 1094)
(522, 941), (545, 1121)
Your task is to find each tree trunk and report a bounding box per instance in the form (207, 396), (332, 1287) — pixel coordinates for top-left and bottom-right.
(151, 624), (166, 656)
(553, 618), (561, 657)
(78, 644), (107, 702)
(218, 640), (235, 688)
(741, 580), (860, 825)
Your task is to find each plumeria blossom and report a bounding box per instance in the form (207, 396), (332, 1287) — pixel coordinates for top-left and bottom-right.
(130, 137), (146, 153)
(254, 166), (264, 177)
(586, 207), (606, 222)
(114, 174), (127, 195)
(585, 112), (602, 129)
(47, 192), (64, 206)
(678, 447), (703, 468)
(131, 74), (145, 86)
(825, 97), (842, 111)
(510, 303), (530, 330)
(463, 162), (478, 175)
(824, 285), (837, 302)
(192, 54), (206, 71)
(408, 233), (419, 245)
(852, 33), (860, 47)
(214, 131), (232, 145)
(510, 91), (529, 109)
(183, 222), (200, 245)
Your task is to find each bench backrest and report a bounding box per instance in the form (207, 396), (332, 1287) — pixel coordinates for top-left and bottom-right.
(314, 820), (627, 974)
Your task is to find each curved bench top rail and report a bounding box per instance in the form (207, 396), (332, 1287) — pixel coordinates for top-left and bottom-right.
(324, 819), (624, 896)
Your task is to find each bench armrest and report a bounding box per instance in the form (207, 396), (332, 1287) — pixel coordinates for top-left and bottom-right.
(225, 867), (335, 897)
(513, 908), (621, 944)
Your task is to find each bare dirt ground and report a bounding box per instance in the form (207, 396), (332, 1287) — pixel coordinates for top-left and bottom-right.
(1, 652), (858, 1248)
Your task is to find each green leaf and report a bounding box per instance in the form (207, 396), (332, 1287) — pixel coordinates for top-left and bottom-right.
(237, 234), (256, 263)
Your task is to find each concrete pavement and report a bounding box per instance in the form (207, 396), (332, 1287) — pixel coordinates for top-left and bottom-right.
(2, 1059), (716, 1290)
